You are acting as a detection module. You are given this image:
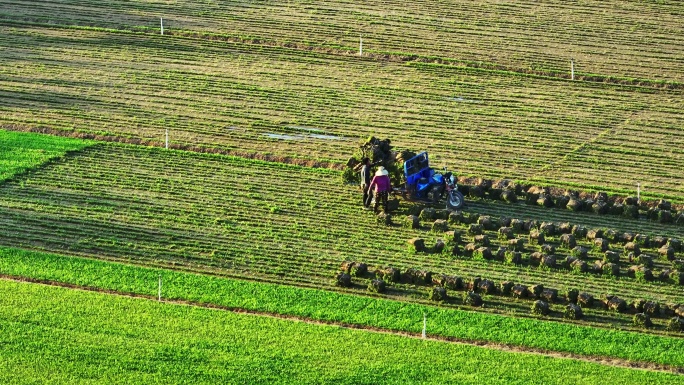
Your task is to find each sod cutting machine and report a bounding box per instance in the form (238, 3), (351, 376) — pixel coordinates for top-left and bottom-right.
(395, 151), (464, 210)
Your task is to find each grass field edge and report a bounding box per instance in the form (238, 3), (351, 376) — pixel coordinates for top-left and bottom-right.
(0, 130), (94, 184)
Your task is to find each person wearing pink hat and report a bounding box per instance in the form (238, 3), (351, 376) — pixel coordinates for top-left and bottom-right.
(368, 166), (391, 213)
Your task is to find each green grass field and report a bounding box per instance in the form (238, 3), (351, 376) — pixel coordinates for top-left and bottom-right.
(1, 0), (683, 83)
(0, 143), (681, 313)
(0, 141), (682, 338)
(0, 130), (89, 182)
(1, 1), (684, 380)
(2, 279), (683, 384)
(2, 246), (684, 367)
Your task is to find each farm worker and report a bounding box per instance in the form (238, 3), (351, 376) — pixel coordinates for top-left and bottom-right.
(360, 157), (373, 209)
(369, 166), (391, 213)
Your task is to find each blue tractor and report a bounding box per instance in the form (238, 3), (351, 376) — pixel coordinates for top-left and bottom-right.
(399, 152), (464, 210)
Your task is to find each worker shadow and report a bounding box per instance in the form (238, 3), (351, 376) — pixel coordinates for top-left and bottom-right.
(0, 87), (103, 110)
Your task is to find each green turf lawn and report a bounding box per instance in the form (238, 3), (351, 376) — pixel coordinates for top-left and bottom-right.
(1, 279), (682, 384)
(0, 130), (90, 182)
(2, 246), (683, 368)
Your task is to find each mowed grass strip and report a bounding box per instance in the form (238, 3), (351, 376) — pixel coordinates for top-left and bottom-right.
(1, 0), (683, 83)
(0, 130), (90, 182)
(465, 199), (684, 241)
(2, 247), (684, 368)
(1, 26), (683, 199)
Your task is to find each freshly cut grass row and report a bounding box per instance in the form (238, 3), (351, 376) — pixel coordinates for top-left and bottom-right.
(0, 130), (90, 182)
(0, 26), (683, 199)
(2, 247), (684, 369)
(466, 200), (684, 240)
(1, 0), (683, 83)
(0, 143), (682, 311)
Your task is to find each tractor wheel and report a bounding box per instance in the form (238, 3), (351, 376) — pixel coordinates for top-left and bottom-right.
(446, 190), (464, 210)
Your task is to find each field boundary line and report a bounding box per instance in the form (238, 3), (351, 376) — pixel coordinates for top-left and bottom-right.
(2, 273), (682, 375)
(0, 124), (345, 170)
(531, 110), (649, 183)
(534, 119), (627, 177)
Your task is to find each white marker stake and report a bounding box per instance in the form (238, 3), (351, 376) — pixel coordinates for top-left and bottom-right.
(422, 313), (426, 339)
(359, 36), (363, 56)
(161, 17), (164, 35)
(571, 59), (575, 80)
(165, 129), (169, 149)
(158, 275), (162, 301)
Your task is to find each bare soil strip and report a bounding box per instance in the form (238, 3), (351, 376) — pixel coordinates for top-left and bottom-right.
(2, 274), (681, 375)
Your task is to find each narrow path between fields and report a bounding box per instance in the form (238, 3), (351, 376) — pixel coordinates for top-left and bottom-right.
(2, 274), (682, 375)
